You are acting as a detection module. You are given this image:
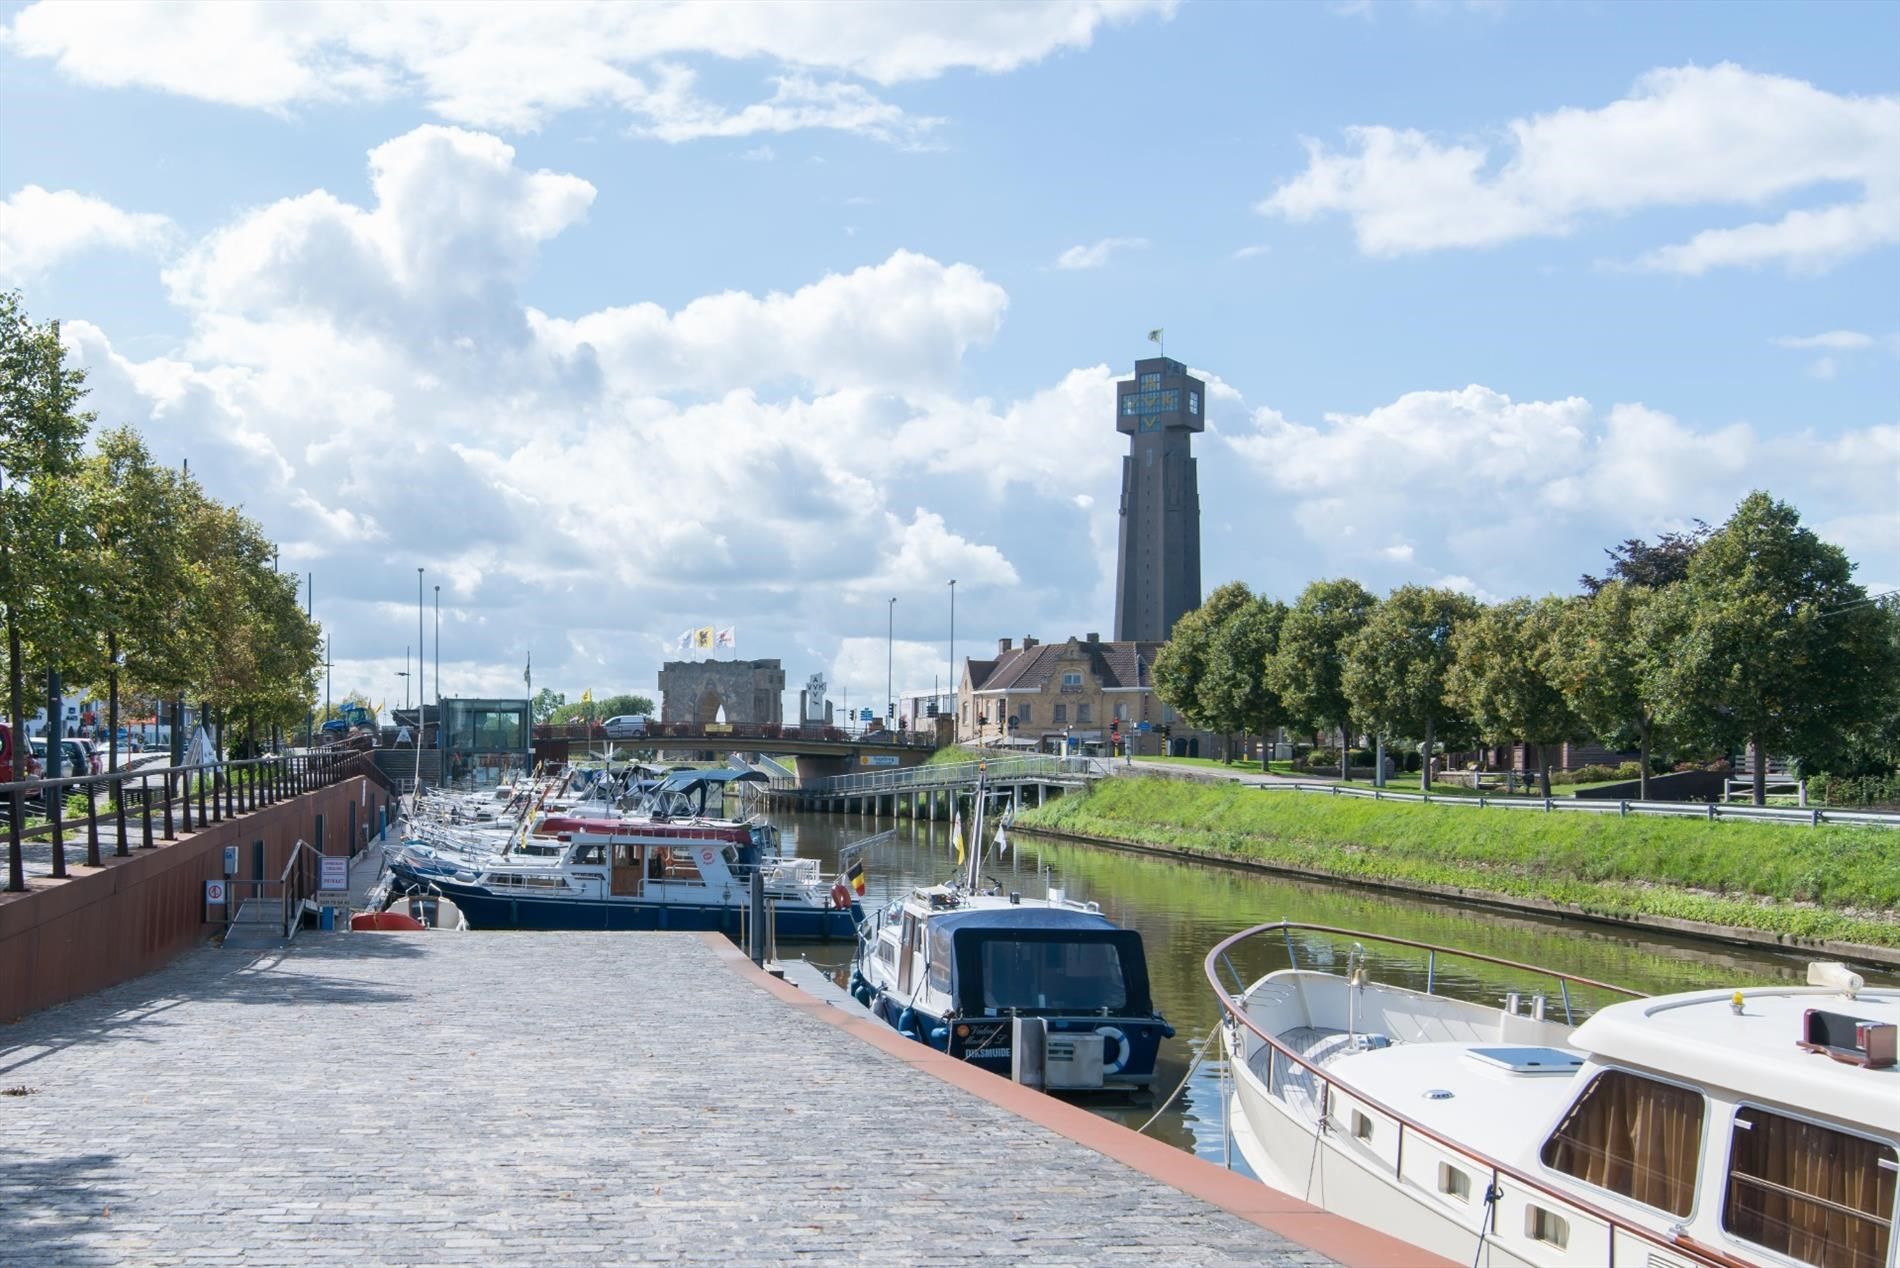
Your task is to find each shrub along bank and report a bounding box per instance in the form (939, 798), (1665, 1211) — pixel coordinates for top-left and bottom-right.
(1014, 776), (1900, 949)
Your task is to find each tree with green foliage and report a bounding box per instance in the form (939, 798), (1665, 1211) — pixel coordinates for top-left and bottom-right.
(1643, 492), (1899, 805)
(1547, 580), (1671, 798)
(0, 291), (95, 753)
(1152, 581), (1256, 735)
(1445, 596), (1581, 796)
(531, 687), (566, 723)
(1579, 521), (1710, 594)
(549, 692), (656, 725)
(1268, 578), (1378, 780)
(1342, 585), (1480, 792)
(1198, 594), (1289, 770)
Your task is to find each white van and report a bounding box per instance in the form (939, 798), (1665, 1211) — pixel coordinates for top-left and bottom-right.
(602, 715), (649, 738)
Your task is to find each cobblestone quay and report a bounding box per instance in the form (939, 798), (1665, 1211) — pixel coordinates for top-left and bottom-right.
(0, 932), (1393, 1266)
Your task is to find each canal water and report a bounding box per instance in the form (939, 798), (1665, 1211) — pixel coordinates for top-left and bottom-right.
(775, 809), (1894, 1171)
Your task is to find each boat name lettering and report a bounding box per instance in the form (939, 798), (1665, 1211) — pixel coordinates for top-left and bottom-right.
(970, 1047), (1011, 1059)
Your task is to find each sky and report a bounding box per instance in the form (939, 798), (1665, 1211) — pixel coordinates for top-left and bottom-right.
(1, 0), (1895, 720)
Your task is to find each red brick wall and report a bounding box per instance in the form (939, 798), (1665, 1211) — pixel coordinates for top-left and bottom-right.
(0, 776), (392, 1022)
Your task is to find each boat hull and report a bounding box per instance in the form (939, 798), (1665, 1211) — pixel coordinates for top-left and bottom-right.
(422, 876), (859, 940)
(854, 977), (1165, 1089)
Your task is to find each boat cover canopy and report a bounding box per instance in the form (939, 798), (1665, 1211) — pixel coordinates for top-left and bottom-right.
(929, 907), (1152, 1016)
(656, 767), (767, 789)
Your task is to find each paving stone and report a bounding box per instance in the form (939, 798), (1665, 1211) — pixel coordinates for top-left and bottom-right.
(0, 932), (1336, 1265)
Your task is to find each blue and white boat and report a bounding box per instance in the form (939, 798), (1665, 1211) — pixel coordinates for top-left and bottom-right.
(848, 769), (1172, 1090)
(390, 770), (860, 940)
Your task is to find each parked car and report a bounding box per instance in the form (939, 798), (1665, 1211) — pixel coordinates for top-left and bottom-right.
(602, 714), (649, 739)
(30, 736), (104, 777)
(0, 723), (43, 783)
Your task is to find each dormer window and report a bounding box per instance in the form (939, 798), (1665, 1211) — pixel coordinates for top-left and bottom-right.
(1062, 672), (1083, 688)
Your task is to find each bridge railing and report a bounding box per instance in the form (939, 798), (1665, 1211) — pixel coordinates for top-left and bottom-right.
(532, 720), (937, 748)
(802, 755), (1108, 797)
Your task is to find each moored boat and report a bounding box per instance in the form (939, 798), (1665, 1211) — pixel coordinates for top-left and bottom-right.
(1209, 922), (1898, 1268)
(849, 765), (1172, 1091)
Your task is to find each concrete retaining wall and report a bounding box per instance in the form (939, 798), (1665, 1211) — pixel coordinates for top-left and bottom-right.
(0, 776), (395, 1022)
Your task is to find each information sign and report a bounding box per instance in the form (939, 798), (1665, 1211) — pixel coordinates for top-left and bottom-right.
(223, 844), (239, 875)
(319, 856), (349, 891)
(1137, 721), (1152, 733)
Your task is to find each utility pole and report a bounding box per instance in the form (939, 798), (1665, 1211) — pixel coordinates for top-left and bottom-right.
(886, 597), (896, 729)
(948, 578), (956, 730)
(434, 584), (441, 762)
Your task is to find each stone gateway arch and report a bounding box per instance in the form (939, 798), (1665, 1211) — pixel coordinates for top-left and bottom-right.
(659, 659), (785, 726)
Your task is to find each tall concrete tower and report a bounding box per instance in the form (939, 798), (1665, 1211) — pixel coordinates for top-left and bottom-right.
(1113, 356), (1204, 643)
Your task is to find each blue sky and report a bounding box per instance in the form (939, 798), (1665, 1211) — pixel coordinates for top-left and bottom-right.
(2, 0), (1895, 716)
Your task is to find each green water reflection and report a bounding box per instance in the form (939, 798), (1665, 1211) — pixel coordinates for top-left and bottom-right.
(776, 811), (1892, 1167)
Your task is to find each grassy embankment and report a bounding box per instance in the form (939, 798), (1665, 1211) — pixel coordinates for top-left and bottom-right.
(1132, 754), (1633, 797)
(1016, 776), (1900, 948)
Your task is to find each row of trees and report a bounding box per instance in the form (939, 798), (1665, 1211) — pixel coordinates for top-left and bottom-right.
(530, 689), (658, 726)
(1153, 492), (1900, 804)
(0, 292), (323, 771)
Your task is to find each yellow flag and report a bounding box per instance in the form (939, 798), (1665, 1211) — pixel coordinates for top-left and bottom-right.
(694, 626), (715, 649)
(951, 810), (965, 866)
(581, 688), (593, 704)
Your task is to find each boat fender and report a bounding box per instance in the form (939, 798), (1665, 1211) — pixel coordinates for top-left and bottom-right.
(929, 1026), (949, 1049)
(831, 882), (852, 910)
(1096, 1025), (1128, 1075)
(897, 1007), (920, 1042)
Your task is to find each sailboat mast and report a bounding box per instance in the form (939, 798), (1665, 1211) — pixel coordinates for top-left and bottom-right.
(966, 763), (986, 890)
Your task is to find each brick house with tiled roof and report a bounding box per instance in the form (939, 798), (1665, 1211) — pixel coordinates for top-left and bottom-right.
(956, 632), (1182, 754)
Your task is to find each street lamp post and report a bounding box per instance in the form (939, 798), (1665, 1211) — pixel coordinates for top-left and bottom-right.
(948, 578), (955, 732)
(886, 597), (896, 730)
(416, 567), (425, 790)
(397, 668), (410, 709)
(434, 584), (441, 764)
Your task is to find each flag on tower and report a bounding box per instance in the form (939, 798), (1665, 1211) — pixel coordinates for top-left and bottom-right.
(676, 629), (693, 652)
(715, 626), (736, 649)
(1147, 328), (1163, 345)
(694, 626), (715, 650)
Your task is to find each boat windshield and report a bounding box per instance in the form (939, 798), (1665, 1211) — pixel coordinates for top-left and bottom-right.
(979, 939), (1127, 1012)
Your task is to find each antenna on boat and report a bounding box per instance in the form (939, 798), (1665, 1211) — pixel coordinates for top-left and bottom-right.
(966, 761), (987, 892)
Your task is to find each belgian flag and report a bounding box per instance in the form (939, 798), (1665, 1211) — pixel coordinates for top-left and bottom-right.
(846, 858), (866, 897)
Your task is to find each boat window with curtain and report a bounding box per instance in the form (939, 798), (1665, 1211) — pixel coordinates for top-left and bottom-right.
(1539, 1068), (1703, 1216)
(1722, 1106), (1896, 1268)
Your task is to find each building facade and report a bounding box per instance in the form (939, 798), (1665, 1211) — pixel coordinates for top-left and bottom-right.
(1113, 356), (1204, 643)
(658, 659), (785, 725)
(956, 634), (1179, 755)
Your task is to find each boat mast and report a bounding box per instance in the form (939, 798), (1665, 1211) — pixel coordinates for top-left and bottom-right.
(966, 762), (986, 891)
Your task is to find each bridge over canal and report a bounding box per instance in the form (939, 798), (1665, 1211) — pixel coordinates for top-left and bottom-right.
(532, 720), (941, 783)
(769, 754), (1108, 819)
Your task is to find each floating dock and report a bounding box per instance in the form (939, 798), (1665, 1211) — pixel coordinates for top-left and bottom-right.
(0, 930), (1444, 1265)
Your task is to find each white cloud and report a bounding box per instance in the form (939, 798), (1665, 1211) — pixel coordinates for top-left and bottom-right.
(0, 185), (172, 281)
(1773, 330), (1876, 351)
(2, 1), (1173, 140)
(1231, 244), (1271, 260)
(741, 145), (776, 162)
(1261, 64), (1900, 272)
(1221, 385), (1897, 600)
(1054, 236), (1148, 269)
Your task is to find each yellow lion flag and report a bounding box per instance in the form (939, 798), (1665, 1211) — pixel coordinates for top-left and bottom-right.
(694, 626), (715, 650)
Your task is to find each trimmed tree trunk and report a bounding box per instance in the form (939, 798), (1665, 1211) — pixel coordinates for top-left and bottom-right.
(107, 634), (119, 778)
(1339, 723), (1349, 782)
(7, 615), (23, 763)
(1421, 716), (1435, 794)
(1752, 734), (1767, 806)
(1538, 750), (1552, 798)
(1637, 717), (1651, 800)
(1259, 717), (1272, 773)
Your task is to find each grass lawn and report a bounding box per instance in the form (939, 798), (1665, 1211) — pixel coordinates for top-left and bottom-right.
(1016, 776), (1900, 948)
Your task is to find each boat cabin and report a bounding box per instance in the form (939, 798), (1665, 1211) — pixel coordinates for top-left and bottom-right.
(924, 907), (1153, 1020)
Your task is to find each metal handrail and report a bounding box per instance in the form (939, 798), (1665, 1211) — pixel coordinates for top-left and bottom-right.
(5, 748), (373, 892)
(805, 755), (1105, 797)
(1202, 921), (1742, 1268)
(1247, 779), (1900, 828)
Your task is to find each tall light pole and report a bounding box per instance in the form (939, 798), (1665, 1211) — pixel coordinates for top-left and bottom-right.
(434, 584), (441, 761)
(886, 596), (896, 729)
(416, 567), (425, 789)
(948, 578), (956, 724)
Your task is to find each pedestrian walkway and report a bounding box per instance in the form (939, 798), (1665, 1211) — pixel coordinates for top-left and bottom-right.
(0, 932), (1408, 1266)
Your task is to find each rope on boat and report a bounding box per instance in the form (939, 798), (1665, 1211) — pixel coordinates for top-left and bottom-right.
(1133, 1023), (1224, 1136)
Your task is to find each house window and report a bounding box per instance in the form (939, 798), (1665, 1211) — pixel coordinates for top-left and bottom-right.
(1113, 702), (1128, 721)
(1053, 704), (1067, 724)
(1018, 703), (1031, 724)
(1723, 1106), (1896, 1268)
(1062, 672), (1082, 687)
(1076, 704), (1091, 724)
(1540, 1069), (1703, 1216)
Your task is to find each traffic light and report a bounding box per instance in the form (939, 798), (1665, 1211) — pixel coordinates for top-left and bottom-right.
(1159, 725), (1172, 739)
(887, 703), (894, 720)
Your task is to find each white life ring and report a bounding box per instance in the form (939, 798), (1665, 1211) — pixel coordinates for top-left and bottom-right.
(699, 847), (717, 866)
(1096, 1025), (1128, 1075)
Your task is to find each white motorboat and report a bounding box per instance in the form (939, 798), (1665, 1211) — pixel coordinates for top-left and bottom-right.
(1209, 922), (1896, 1268)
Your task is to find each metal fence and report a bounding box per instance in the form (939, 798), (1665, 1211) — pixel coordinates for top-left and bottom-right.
(800, 755), (1108, 798)
(4, 748), (379, 892)
(1251, 779), (1900, 829)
